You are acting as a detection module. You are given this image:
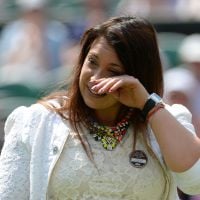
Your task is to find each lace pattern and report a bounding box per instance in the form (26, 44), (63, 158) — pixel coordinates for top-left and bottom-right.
(0, 103), (199, 200)
(0, 106), (30, 200)
(48, 129), (167, 200)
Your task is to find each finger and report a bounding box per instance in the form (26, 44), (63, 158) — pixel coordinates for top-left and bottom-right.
(91, 78), (119, 94)
(108, 79), (124, 93)
(98, 79), (121, 94)
(89, 78), (105, 84)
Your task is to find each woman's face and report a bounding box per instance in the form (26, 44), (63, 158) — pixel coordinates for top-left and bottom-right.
(79, 37), (125, 115)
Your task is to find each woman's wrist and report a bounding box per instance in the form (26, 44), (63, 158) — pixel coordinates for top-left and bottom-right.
(146, 103), (165, 121)
(141, 93), (164, 121)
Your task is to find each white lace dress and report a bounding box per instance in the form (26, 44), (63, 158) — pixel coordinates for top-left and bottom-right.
(48, 128), (177, 200)
(0, 103), (200, 200)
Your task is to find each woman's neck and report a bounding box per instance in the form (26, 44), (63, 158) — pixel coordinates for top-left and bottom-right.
(94, 105), (123, 126)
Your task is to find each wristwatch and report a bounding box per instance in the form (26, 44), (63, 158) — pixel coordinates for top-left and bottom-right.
(141, 93), (163, 121)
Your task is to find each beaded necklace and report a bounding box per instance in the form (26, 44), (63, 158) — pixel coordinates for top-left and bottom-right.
(88, 108), (133, 150)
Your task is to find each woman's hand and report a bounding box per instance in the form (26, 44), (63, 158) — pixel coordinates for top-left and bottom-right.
(90, 75), (149, 109)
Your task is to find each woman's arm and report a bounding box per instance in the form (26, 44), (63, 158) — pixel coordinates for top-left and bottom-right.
(148, 104), (200, 173)
(89, 75), (200, 171)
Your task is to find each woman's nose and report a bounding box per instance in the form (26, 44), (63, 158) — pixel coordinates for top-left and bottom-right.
(90, 70), (104, 81)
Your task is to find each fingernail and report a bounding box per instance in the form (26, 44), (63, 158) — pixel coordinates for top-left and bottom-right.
(90, 79), (97, 83)
(98, 88), (104, 94)
(91, 85), (97, 90)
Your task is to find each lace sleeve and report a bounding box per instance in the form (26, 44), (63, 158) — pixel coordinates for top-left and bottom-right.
(0, 106), (31, 200)
(166, 104), (195, 134)
(167, 104), (200, 195)
(173, 159), (200, 195)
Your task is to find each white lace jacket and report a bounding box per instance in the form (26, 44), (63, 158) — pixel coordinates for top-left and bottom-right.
(0, 103), (200, 200)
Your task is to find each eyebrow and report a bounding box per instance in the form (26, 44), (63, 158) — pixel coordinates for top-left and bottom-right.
(88, 53), (98, 59)
(109, 63), (122, 68)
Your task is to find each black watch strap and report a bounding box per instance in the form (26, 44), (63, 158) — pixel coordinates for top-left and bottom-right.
(141, 93), (162, 121)
(141, 99), (156, 121)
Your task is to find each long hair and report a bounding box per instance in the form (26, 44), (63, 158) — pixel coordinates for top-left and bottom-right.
(41, 15), (164, 157)
(67, 16), (163, 130)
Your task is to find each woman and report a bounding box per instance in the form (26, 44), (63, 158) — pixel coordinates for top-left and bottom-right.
(0, 16), (200, 200)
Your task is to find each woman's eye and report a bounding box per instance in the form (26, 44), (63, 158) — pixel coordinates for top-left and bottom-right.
(88, 57), (97, 66)
(109, 70), (124, 76)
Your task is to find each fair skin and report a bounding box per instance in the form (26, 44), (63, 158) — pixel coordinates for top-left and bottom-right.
(79, 37), (148, 125)
(79, 37), (200, 172)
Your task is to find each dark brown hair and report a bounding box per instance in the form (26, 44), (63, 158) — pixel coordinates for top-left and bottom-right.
(41, 15), (164, 156)
(67, 15), (163, 127)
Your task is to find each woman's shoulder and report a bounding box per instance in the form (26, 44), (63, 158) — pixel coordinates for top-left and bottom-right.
(4, 103), (60, 135)
(6, 103), (53, 120)
(7, 98), (66, 120)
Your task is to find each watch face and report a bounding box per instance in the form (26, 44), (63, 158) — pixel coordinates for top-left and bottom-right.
(150, 93), (162, 103)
